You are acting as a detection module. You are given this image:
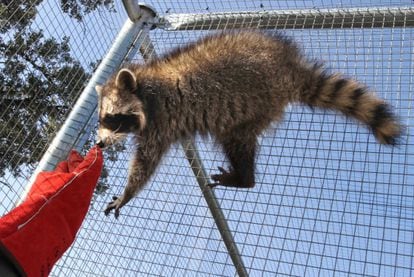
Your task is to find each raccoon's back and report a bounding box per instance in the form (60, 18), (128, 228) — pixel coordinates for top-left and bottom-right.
(155, 32), (300, 133)
(159, 31), (300, 76)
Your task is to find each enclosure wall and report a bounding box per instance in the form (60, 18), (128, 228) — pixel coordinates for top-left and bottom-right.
(0, 1), (413, 276)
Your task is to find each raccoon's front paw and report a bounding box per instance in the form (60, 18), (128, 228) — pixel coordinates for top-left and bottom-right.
(104, 195), (124, 219)
(209, 166), (239, 188)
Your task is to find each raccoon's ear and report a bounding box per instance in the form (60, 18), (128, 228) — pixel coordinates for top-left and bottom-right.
(116, 68), (137, 92)
(95, 85), (103, 95)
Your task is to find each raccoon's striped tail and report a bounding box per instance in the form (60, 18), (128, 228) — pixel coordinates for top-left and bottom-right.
(299, 70), (402, 145)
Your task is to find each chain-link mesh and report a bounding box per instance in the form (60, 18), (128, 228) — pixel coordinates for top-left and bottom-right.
(1, 1), (413, 276)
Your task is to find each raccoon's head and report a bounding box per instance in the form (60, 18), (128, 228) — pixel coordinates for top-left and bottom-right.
(95, 68), (146, 148)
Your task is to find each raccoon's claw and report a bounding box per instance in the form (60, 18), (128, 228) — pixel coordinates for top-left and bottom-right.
(210, 166), (227, 186)
(217, 166), (227, 174)
(208, 182), (219, 188)
(104, 195), (123, 219)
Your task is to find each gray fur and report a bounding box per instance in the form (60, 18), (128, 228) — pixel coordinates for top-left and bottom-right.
(96, 31), (401, 218)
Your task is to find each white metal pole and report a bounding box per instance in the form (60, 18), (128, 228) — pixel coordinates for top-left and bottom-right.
(159, 6), (414, 30)
(18, 3), (157, 205)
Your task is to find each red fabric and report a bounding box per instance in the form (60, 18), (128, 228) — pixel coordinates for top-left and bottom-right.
(0, 146), (103, 277)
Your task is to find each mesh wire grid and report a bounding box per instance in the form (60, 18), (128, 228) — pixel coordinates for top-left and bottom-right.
(0, 0), (413, 276)
(0, 0), (127, 213)
(147, 0), (414, 15)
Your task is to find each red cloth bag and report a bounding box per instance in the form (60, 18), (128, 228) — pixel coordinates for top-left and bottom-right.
(0, 146), (103, 277)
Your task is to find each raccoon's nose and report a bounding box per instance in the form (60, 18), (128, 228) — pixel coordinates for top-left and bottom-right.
(96, 140), (105, 148)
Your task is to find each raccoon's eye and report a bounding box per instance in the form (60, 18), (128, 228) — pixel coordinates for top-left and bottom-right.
(101, 114), (138, 133)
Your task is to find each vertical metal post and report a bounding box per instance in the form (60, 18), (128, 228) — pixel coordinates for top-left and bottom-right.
(136, 31), (249, 277)
(18, 3), (157, 204)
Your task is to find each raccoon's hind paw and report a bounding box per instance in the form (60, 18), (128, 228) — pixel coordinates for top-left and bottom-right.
(104, 195), (124, 219)
(209, 166), (239, 188)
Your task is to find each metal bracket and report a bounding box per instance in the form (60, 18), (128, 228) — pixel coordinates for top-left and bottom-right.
(123, 1), (158, 29)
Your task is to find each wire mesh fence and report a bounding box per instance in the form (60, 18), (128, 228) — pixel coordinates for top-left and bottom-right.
(1, 0), (413, 276)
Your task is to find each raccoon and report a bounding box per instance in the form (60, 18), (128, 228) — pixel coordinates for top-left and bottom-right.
(96, 31), (401, 218)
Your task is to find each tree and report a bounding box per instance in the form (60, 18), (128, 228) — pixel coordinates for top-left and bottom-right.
(0, 0), (43, 32)
(0, 30), (89, 176)
(60, 0), (115, 22)
(0, 0), (115, 30)
(0, 0), (114, 178)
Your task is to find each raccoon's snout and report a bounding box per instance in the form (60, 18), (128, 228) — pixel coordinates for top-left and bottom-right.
(97, 127), (128, 148)
(97, 128), (113, 148)
(96, 136), (116, 149)
(96, 140), (105, 148)
(96, 137), (110, 149)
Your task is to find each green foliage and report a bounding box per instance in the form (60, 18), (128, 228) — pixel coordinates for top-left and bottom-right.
(60, 0), (116, 21)
(0, 1), (43, 32)
(0, 0), (114, 177)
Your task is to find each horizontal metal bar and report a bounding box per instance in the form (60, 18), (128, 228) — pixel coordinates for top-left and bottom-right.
(158, 6), (414, 30)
